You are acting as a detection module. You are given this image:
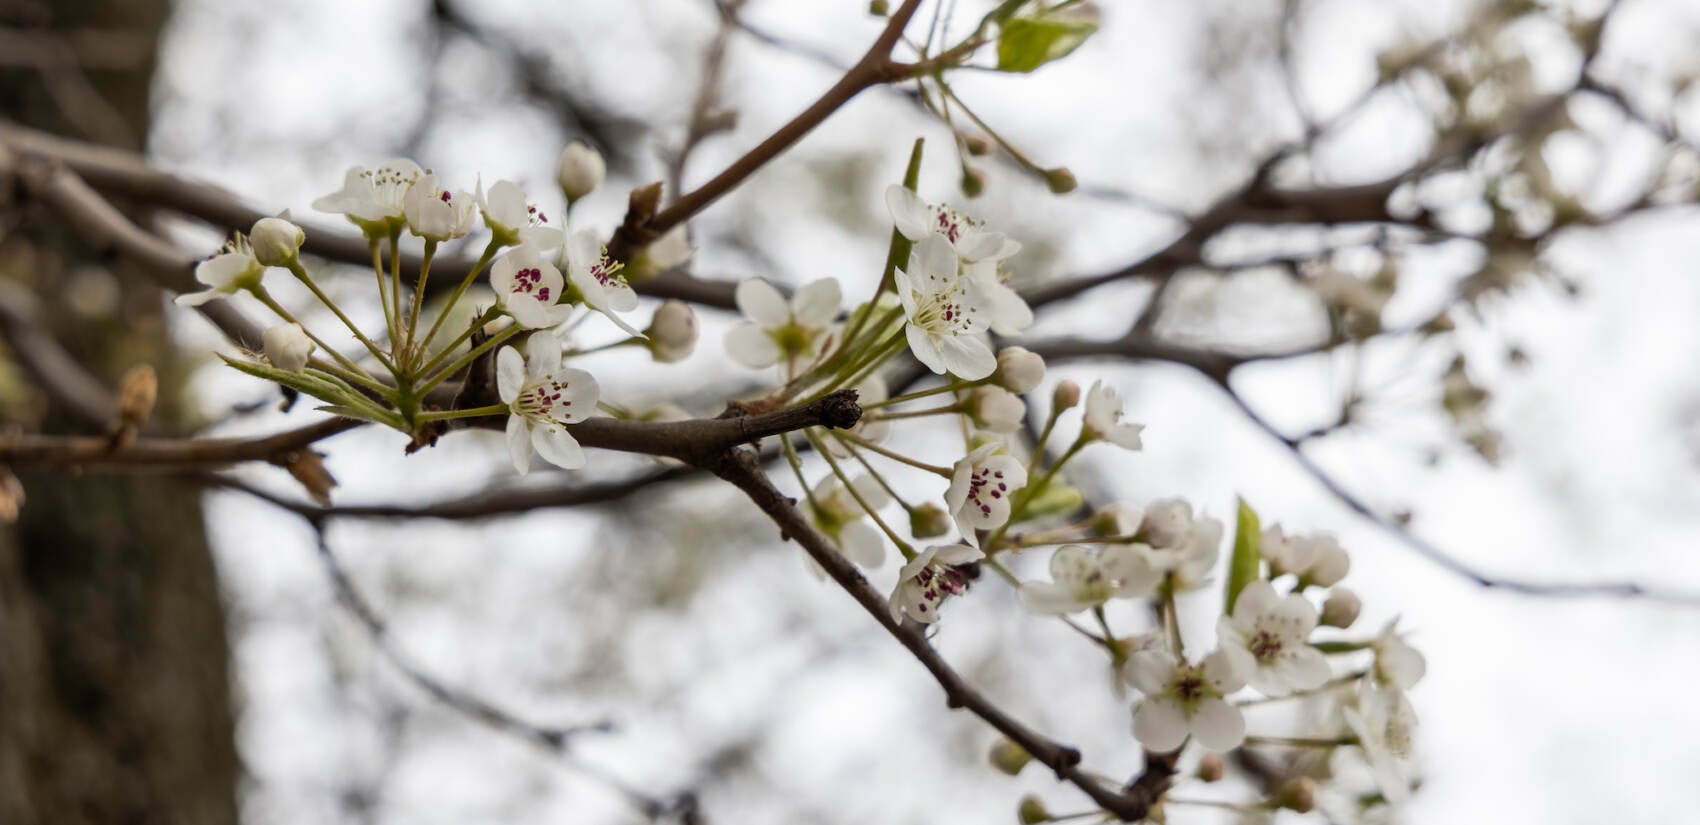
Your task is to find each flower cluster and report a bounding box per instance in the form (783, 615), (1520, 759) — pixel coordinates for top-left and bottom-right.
(190, 144), (701, 476)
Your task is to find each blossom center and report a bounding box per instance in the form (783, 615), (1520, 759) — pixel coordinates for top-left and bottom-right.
(931, 206), (976, 245)
(510, 266), (551, 302)
(911, 283), (979, 336)
(964, 465), (1008, 518)
(516, 377), (575, 421)
(909, 562), (971, 615)
(1250, 628), (1285, 661)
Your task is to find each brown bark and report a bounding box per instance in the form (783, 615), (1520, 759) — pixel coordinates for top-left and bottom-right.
(0, 0), (241, 823)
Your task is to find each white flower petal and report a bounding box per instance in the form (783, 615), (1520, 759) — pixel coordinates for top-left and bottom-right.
(937, 335), (996, 380)
(1019, 582), (1089, 615)
(1125, 650), (1174, 696)
(905, 322), (948, 374)
(496, 346), (526, 404)
(885, 184), (931, 241)
(735, 278), (790, 327)
(1132, 698), (1190, 752)
(506, 415), (532, 475)
(726, 323), (781, 368)
(791, 278), (842, 327)
(531, 424), (586, 470)
(1190, 697), (1246, 752)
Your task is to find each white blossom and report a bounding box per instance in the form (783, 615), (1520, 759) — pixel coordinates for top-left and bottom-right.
(724, 277), (841, 371)
(496, 334), (598, 474)
(1371, 619), (1426, 690)
(1018, 543), (1159, 614)
(889, 544), (983, 624)
(1139, 498), (1194, 548)
(1146, 511), (1223, 591)
(261, 323), (314, 372)
(563, 229), (640, 335)
(556, 141), (605, 201)
(176, 236), (266, 307)
(806, 474), (888, 570)
(896, 235), (995, 379)
(1216, 580), (1331, 696)
(1344, 679), (1418, 802)
(489, 245), (573, 330)
(1082, 380), (1144, 449)
(312, 158), (423, 231)
(1261, 525), (1351, 586)
(477, 179), (562, 249)
(964, 259), (1034, 335)
(1126, 648), (1248, 752)
(885, 184), (1020, 263)
(944, 444), (1027, 547)
(402, 173), (477, 241)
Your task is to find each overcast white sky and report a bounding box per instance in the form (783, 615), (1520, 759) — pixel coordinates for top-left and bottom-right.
(152, 1), (1700, 823)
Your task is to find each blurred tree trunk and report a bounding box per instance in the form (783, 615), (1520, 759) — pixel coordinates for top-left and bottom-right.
(0, 1), (241, 824)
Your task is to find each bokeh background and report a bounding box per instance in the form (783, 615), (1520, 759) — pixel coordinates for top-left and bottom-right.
(43, 0), (1700, 822)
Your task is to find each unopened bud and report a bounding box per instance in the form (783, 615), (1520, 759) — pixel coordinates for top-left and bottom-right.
(963, 134), (992, 156)
(250, 215), (305, 267)
(1017, 795), (1050, 824)
(1023, 484), (1084, 520)
(967, 386), (1025, 433)
(645, 300), (697, 363)
(988, 738), (1032, 776)
(1275, 776), (1318, 813)
(1044, 167), (1077, 195)
(961, 165), (986, 198)
(1196, 753), (1225, 782)
(994, 346), (1045, 393)
(627, 226), (693, 281)
(116, 364), (158, 431)
(262, 323), (316, 372)
(556, 141), (605, 202)
(1321, 587), (1362, 629)
(868, 0), (889, 14)
(1303, 539), (1350, 588)
(910, 502), (952, 538)
(1051, 379), (1080, 411)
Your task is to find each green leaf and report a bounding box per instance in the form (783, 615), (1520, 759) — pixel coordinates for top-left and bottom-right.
(996, 14), (1099, 74)
(1224, 497), (1261, 615)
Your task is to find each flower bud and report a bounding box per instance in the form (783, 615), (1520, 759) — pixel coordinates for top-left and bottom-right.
(1051, 379), (1080, 411)
(1275, 776), (1318, 813)
(556, 141), (605, 202)
(1044, 167), (1077, 195)
(868, 0), (889, 14)
(1196, 753), (1225, 782)
(626, 226), (693, 281)
(1139, 498), (1193, 549)
(1017, 795), (1050, 824)
(963, 134), (992, 156)
(960, 165), (986, 198)
(645, 300), (697, 363)
(967, 386), (1025, 433)
(263, 323), (315, 372)
(909, 502), (952, 539)
(987, 738), (1032, 776)
(250, 216), (305, 267)
(994, 346), (1045, 393)
(1321, 587), (1362, 629)
(1304, 538), (1350, 588)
